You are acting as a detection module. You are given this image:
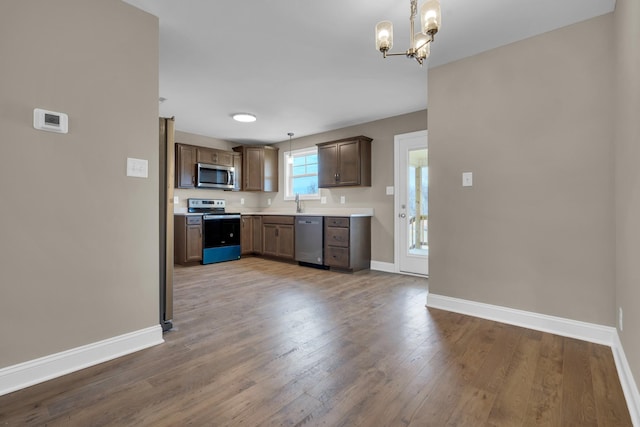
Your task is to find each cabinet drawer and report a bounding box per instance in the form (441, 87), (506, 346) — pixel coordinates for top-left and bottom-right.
(325, 217), (349, 228)
(262, 215), (294, 225)
(186, 216), (202, 225)
(325, 227), (349, 247)
(325, 246), (350, 268)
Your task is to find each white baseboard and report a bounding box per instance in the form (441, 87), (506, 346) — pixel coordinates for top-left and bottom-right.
(0, 325), (164, 397)
(427, 293), (639, 425)
(426, 293), (617, 345)
(370, 260), (395, 273)
(613, 334), (640, 427)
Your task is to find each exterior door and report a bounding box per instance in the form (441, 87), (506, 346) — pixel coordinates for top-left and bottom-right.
(395, 130), (428, 276)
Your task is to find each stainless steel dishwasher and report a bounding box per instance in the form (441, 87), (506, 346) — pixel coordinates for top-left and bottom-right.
(295, 216), (325, 267)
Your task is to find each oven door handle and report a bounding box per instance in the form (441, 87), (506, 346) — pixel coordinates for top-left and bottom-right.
(203, 214), (241, 220)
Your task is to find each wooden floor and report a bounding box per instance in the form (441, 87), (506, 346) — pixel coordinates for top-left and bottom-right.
(0, 258), (631, 426)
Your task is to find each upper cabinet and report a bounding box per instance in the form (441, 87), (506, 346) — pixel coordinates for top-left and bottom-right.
(233, 152), (242, 191)
(176, 144), (197, 188)
(196, 146), (234, 167)
(233, 145), (279, 192)
(317, 136), (372, 188)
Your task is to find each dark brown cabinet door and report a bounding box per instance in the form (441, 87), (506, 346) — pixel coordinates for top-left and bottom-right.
(263, 146), (278, 192)
(240, 216), (252, 255)
(233, 153), (242, 191)
(336, 141), (360, 186)
(185, 224), (203, 261)
(233, 145), (279, 192)
(277, 224), (295, 259)
(244, 147), (264, 191)
(317, 143), (338, 188)
(215, 150), (234, 167)
(316, 136), (371, 188)
(262, 224), (278, 256)
(252, 216), (263, 254)
(174, 215), (202, 264)
(197, 147), (234, 167)
(176, 144), (196, 188)
(196, 147), (216, 164)
(261, 217), (293, 259)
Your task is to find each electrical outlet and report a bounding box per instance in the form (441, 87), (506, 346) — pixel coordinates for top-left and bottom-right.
(267, 198), (271, 206)
(321, 197), (327, 204)
(240, 198), (245, 205)
(619, 307), (624, 331)
(340, 196), (346, 204)
(173, 196), (179, 204)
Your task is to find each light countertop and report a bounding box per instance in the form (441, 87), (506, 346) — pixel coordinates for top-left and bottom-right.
(174, 208), (374, 217)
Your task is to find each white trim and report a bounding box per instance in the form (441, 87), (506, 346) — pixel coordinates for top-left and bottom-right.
(613, 334), (640, 426)
(426, 293), (640, 424)
(426, 293), (616, 345)
(0, 325), (163, 397)
(370, 261), (428, 278)
(394, 130), (428, 277)
(370, 260), (395, 273)
(283, 146), (320, 200)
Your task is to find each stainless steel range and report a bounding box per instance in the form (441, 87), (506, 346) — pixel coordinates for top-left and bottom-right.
(188, 198), (241, 264)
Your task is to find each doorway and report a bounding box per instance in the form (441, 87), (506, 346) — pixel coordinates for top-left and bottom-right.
(394, 130), (428, 276)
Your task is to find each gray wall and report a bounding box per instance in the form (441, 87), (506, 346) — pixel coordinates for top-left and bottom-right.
(0, 1), (159, 367)
(428, 15), (615, 326)
(268, 110), (427, 264)
(614, 0), (640, 388)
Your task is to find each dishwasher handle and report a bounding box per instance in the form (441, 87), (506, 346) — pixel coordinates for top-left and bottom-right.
(298, 220), (320, 225)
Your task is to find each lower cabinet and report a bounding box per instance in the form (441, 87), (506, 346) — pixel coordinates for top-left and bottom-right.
(251, 216), (263, 254)
(241, 215), (264, 255)
(324, 216), (371, 272)
(262, 216), (295, 260)
(174, 215), (202, 264)
(241, 216), (253, 255)
(240, 214), (371, 271)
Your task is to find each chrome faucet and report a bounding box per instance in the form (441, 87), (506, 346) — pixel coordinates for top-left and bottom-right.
(295, 193), (303, 213)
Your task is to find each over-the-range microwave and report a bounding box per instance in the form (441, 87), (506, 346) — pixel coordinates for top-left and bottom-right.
(196, 163), (235, 190)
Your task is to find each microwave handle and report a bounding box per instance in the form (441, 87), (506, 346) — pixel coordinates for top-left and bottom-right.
(228, 171), (233, 186)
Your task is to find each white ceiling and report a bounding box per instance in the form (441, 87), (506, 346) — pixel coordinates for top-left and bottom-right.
(124, 0), (615, 144)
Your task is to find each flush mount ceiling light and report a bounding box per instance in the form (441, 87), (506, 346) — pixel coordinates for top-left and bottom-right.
(375, 0), (441, 65)
(232, 113), (257, 123)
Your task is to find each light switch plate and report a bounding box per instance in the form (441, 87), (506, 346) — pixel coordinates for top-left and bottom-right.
(127, 158), (148, 178)
(386, 186), (394, 195)
(173, 196), (179, 204)
(462, 172), (473, 187)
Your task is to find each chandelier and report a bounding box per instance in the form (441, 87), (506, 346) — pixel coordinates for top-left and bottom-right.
(375, 0), (442, 65)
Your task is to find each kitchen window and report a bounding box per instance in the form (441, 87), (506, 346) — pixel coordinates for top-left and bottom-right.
(284, 147), (320, 200)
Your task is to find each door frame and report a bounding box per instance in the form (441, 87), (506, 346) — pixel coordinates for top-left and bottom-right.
(394, 129), (428, 277)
